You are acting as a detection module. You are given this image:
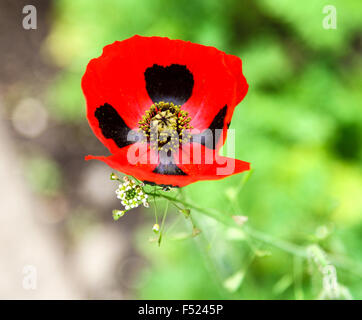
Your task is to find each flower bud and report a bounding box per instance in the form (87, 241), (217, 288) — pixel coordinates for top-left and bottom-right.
(110, 173), (118, 180)
(112, 210), (125, 221)
(152, 223), (160, 233)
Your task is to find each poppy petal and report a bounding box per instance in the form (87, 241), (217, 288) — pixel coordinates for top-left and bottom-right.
(95, 103), (140, 149)
(82, 35), (248, 132)
(144, 64), (194, 105)
(171, 41), (248, 132)
(191, 105), (228, 150)
(85, 142), (249, 188)
(85, 143), (158, 179)
(175, 143), (250, 185)
(152, 149), (187, 176)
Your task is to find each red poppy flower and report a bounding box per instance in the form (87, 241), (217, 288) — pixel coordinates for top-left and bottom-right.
(82, 35), (250, 187)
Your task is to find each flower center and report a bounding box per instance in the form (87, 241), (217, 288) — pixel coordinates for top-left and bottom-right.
(138, 101), (192, 152)
(125, 188), (137, 200)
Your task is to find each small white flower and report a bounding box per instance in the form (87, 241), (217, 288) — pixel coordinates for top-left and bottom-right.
(113, 177), (150, 218)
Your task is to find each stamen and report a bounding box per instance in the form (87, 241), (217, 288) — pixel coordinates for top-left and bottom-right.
(138, 101), (193, 153)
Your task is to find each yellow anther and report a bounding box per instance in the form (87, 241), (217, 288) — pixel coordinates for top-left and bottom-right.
(138, 101), (192, 152)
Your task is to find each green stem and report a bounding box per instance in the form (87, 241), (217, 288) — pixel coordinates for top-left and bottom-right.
(147, 191), (362, 278)
(158, 200), (169, 246)
(152, 186), (158, 225)
(148, 192), (305, 255)
(148, 192), (231, 225)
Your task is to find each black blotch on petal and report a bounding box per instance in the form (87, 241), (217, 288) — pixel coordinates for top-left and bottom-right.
(144, 64), (194, 105)
(143, 180), (179, 188)
(153, 163), (187, 175)
(192, 105), (228, 149)
(95, 103), (137, 148)
(152, 149), (187, 176)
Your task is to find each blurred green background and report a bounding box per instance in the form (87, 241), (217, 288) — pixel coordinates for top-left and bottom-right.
(1, 0), (362, 299)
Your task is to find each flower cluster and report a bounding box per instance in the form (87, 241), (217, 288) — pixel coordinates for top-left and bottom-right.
(112, 176), (149, 220)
